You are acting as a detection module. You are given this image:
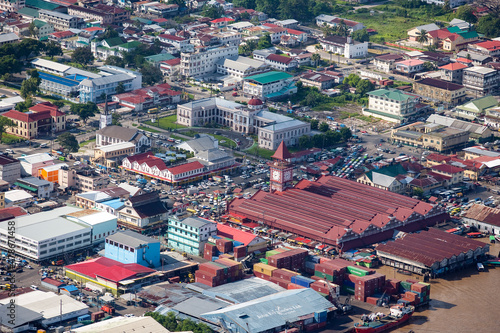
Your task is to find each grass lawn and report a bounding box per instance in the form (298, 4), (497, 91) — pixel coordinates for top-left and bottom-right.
(138, 125), (160, 133)
(79, 138), (96, 147)
(246, 143), (275, 160)
(340, 111), (379, 123)
(170, 134), (187, 141)
(344, 11), (431, 42)
(211, 134), (237, 149)
(144, 114), (186, 130)
(1, 133), (23, 145)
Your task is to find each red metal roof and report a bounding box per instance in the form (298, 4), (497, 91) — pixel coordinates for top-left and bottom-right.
(475, 40), (500, 51)
(168, 161), (204, 175)
(210, 17), (234, 24)
(228, 176), (440, 248)
(158, 34), (185, 41)
(272, 141), (292, 160)
(266, 53), (295, 64)
(431, 163), (464, 174)
(65, 257), (155, 282)
(217, 223), (257, 246)
(50, 30), (76, 39)
(287, 28), (306, 35)
(439, 62), (468, 71)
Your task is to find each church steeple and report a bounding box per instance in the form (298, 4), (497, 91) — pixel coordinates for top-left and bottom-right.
(99, 95), (112, 129)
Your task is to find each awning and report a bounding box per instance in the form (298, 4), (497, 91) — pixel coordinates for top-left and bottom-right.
(14, 182), (37, 192)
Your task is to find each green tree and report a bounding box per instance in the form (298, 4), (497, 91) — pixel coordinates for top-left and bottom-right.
(255, 0), (280, 18)
(97, 28), (119, 41)
(112, 113), (122, 126)
(476, 14), (500, 38)
(417, 29), (429, 45)
(0, 55), (21, 77)
(319, 122), (329, 132)
(116, 81), (126, 94)
(344, 73), (361, 87)
(52, 100), (65, 108)
(44, 40), (63, 58)
(20, 77), (39, 99)
(355, 79), (374, 96)
(28, 21), (38, 38)
(455, 5), (478, 23)
(412, 187), (424, 198)
(311, 53), (321, 67)
(299, 135), (311, 148)
(340, 126), (352, 141)
(202, 5), (224, 19)
(352, 28), (369, 42)
(71, 47), (94, 66)
(140, 63), (163, 86)
(57, 132), (79, 152)
(310, 118), (319, 130)
(321, 23), (334, 37)
(233, 0), (256, 8)
(72, 102), (98, 124)
(257, 33), (272, 49)
(422, 61), (436, 71)
(0, 116), (14, 139)
(278, 0), (312, 21)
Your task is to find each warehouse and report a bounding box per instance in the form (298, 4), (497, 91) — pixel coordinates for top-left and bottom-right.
(73, 316), (170, 333)
(462, 204), (500, 235)
(228, 175), (448, 250)
(202, 277), (285, 304)
(201, 288), (335, 333)
(376, 228), (489, 276)
(0, 290), (88, 327)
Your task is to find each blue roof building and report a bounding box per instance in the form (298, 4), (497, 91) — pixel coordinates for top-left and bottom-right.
(38, 72), (81, 100)
(60, 285), (79, 296)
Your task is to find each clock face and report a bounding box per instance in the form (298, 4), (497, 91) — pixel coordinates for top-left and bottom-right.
(272, 170), (281, 181)
(284, 170), (292, 181)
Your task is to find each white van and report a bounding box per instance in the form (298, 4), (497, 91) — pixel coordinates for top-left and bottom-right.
(30, 285), (38, 290)
(5, 149), (14, 154)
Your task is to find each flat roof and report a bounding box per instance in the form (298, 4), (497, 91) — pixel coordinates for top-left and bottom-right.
(245, 71), (293, 84)
(175, 216), (215, 229)
(107, 229), (159, 248)
(203, 277), (285, 304)
(0, 291), (88, 321)
(32, 58), (71, 73)
(96, 141), (135, 152)
(73, 316), (169, 333)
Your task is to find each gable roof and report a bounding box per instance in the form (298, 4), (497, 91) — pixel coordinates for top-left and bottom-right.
(439, 62), (468, 71)
(266, 53), (294, 64)
(272, 141), (292, 160)
(168, 161), (205, 175)
(103, 37), (125, 47)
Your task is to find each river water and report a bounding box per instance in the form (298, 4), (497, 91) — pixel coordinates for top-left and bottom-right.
(378, 240), (500, 333)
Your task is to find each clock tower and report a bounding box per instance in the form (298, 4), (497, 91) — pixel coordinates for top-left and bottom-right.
(269, 141), (293, 192)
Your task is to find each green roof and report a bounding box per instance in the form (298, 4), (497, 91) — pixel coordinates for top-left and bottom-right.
(33, 19), (46, 28)
(145, 53), (175, 63)
(14, 182), (37, 192)
(104, 37), (125, 47)
(365, 164), (407, 182)
(246, 71), (292, 84)
(118, 41), (142, 49)
(363, 108), (404, 120)
(458, 31), (478, 39)
(134, 17), (153, 25)
(18, 7), (39, 18)
(367, 88), (413, 102)
(26, 0), (60, 10)
(456, 96), (497, 113)
(447, 26), (462, 33)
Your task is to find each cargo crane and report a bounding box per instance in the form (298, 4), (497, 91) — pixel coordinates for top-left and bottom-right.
(240, 253), (254, 273)
(325, 278), (352, 315)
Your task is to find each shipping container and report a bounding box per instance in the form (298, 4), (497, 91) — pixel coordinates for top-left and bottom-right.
(272, 269), (299, 281)
(291, 275), (315, 288)
(253, 263), (278, 276)
(287, 283), (306, 290)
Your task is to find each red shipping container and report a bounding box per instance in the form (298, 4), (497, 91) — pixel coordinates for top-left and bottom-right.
(345, 274), (358, 284)
(272, 269), (298, 281)
(288, 283), (306, 290)
(205, 243), (217, 251)
(330, 258), (352, 268)
(354, 295), (366, 302)
(270, 276), (290, 289)
(366, 297), (378, 305)
(406, 279), (419, 284)
(319, 257), (332, 264)
(234, 245), (247, 258)
(198, 263), (226, 277)
(254, 272), (271, 281)
(216, 239), (233, 253)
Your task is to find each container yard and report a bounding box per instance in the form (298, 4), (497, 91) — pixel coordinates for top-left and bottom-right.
(376, 228), (490, 277)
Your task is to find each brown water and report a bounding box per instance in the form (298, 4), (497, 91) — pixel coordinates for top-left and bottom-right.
(376, 240), (500, 333)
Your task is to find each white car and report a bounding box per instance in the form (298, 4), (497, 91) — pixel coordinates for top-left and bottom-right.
(124, 314), (135, 318)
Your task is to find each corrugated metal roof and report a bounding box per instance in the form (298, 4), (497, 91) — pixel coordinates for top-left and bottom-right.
(201, 289), (335, 333)
(203, 277), (285, 304)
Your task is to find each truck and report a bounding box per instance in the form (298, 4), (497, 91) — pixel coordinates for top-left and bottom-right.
(51, 260), (64, 266)
(101, 305), (115, 315)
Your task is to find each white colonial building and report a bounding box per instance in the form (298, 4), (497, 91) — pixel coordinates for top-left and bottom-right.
(181, 44), (238, 78)
(319, 36), (368, 59)
(216, 56), (270, 83)
(362, 88), (420, 124)
(177, 97), (310, 149)
(242, 71), (297, 100)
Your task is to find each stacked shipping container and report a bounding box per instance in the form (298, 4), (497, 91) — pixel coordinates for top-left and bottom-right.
(195, 259), (244, 287)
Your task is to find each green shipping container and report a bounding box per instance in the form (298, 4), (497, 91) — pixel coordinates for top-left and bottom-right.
(315, 271), (334, 282)
(341, 285), (355, 294)
(400, 281), (413, 291)
(347, 266), (368, 277)
(266, 250), (279, 258)
(260, 258), (268, 264)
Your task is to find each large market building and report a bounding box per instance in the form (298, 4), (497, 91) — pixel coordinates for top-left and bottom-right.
(227, 142), (448, 251)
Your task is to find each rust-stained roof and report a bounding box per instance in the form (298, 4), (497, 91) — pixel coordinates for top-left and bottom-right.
(463, 204), (500, 227)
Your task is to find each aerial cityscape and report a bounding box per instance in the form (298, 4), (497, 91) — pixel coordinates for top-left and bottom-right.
(0, 0), (498, 332)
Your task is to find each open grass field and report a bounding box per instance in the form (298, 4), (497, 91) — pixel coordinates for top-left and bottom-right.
(144, 115), (186, 130)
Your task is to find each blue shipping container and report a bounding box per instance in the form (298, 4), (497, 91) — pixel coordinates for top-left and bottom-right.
(291, 275), (315, 288)
(212, 256), (219, 261)
(314, 311), (327, 323)
(78, 315), (91, 322)
(343, 280), (355, 288)
(308, 255), (321, 264)
(233, 241), (244, 247)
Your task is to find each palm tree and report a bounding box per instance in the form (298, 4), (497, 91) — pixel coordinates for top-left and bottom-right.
(328, 50), (333, 64)
(321, 23), (333, 37)
(417, 29), (429, 45)
(312, 53), (321, 67)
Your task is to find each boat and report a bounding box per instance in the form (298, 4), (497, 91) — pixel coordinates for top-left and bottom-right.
(353, 304), (415, 333)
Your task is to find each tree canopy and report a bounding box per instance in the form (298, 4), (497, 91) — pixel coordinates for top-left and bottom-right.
(0, 117), (14, 139)
(352, 28), (369, 42)
(71, 47), (94, 66)
(476, 14), (500, 37)
(57, 133), (79, 152)
(140, 63), (163, 86)
(71, 102), (98, 124)
(257, 33), (272, 49)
